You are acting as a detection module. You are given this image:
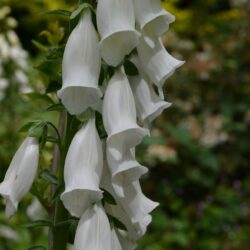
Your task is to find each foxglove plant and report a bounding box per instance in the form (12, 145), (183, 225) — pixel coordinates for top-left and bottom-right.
(0, 0), (184, 249)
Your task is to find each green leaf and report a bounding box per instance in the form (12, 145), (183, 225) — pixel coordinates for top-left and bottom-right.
(43, 9), (71, 17)
(45, 103), (65, 112)
(22, 220), (52, 228)
(41, 170), (59, 185)
(46, 81), (61, 93)
(19, 121), (41, 133)
(29, 122), (47, 139)
(124, 60), (139, 76)
(108, 215), (127, 231)
(25, 93), (54, 104)
(101, 188), (117, 205)
(32, 40), (48, 52)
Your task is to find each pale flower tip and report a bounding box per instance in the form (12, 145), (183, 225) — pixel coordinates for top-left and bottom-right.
(57, 86), (102, 115)
(73, 203), (111, 250)
(100, 30), (140, 66)
(108, 127), (149, 152)
(61, 188), (103, 218)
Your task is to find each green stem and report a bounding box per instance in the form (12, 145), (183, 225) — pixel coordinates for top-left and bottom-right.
(51, 112), (74, 250)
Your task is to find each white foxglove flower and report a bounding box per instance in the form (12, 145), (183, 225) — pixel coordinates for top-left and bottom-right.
(107, 146), (148, 197)
(118, 181), (159, 224)
(133, 0), (175, 36)
(129, 74), (171, 122)
(58, 10), (102, 115)
(74, 203), (111, 250)
(0, 137), (39, 218)
(61, 116), (103, 217)
(137, 35), (184, 87)
(97, 0), (140, 66)
(103, 68), (149, 152)
(101, 161), (157, 239)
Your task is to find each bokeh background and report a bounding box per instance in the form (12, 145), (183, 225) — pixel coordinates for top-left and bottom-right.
(0, 0), (249, 249)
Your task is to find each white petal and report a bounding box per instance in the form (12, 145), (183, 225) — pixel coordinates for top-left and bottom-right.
(137, 35), (184, 87)
(103, 68), (149, 152)
(74, 203), (111, 250)
(0, 137), (39, 218)
(129, 73), (171, 122)
(118, 181), (159, 223)
(111, 229), (122, 250)
(116, 229), (137, 250)
(97, 0), (140, 66)
(61, 117), (103, 217)
(101, 162), (157, 240)
(58, 10), (102, 114)
(107, 146), (148, 197)
(133, 0), (175, 35)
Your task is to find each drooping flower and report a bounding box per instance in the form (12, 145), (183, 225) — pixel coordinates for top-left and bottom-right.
(58, 10), (102, 115)
(115, 229), (137, 250)
(101, 160), (158, 240)
(137, 35), (184, 88)
(0, 137), (39, 218)
(61, 116), (103, 218)
(103, 67), (149, 153)
(129, 72), (171, 123)
(97, 0), (140, 66)
(132, 0), (175, 36)
(107, 146), (148, 197)
(73, 203), (111, 250)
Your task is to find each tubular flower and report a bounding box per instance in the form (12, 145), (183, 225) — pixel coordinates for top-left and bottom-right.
(101, 160), (157, 239)
(137, 35), (184, 87)
(103, 67), (149, 152)
(0, 137), (39, 218)
(97, 0), (140, 66)
(73, 203), (111, 250)
(129, 70), (171, 123)
(132, 0), (175, 36)
(58, 10), (102, 115)
(107, 147), (148, 197)
(61, 116), (103, 218)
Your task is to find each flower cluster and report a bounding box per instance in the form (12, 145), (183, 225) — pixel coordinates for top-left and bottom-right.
(0, 0), (183, 249)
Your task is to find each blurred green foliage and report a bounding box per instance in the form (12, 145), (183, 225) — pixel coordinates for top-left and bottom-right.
(0, 0), (249, 249)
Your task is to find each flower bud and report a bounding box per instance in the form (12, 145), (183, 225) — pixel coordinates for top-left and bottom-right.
(0, 137), (39, 218)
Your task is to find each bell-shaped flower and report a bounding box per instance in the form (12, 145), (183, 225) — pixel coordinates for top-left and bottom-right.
(97, 0), (140, 66)
(129, 74), (171, 122)
(101, 161), (157, 240)
(61, 116), (103, 218)
(103, 68), (149, 153)
(133, 0), (175, 36)
(58, 10), (102, 115)
(0, 137), (39, 218)
(107, 146), (148, 197)
(137, 35), (184, 87)
(73, 203), (111, 250)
